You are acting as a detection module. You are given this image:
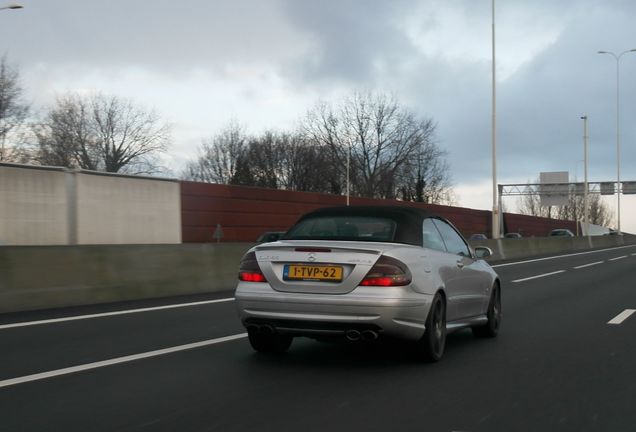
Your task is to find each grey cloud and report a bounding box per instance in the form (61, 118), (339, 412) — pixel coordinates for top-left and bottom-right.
(497, 1), (636, 183)
(5, 0), (636, 189)
(372, 0), (636, 185)
(280, 0), (419, 85)
(4, 0), (305, 74)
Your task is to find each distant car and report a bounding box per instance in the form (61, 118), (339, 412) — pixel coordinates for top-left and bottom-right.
(504, 232), (522, 239)
(469, 233), (488, 240)
(235, 206), (501, 362)
(256, 231), (286, 243)
(548, 229), (574, 237)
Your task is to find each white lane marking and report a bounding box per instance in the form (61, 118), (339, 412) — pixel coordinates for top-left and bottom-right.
(632, 253), (636, 256)
(492, 244), (636, 268)
(609, 256), (627, 261)
(0, 333), (248, 389)
(0, 298), (235, 331)
(512, 270), (566, 283)
(608, 309), (636, 325)
(573, 261), (604, 269)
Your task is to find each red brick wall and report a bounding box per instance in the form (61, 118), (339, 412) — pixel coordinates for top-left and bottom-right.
(181, 181), (577, 242)
(503, 213), (578, 237)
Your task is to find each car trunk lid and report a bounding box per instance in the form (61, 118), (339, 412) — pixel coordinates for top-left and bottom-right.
(254, 240), (392, 294)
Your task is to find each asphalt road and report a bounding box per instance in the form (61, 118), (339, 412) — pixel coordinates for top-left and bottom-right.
(1, 245), (636, 432)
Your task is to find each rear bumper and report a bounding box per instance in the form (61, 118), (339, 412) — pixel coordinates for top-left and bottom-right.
(235, 283), (433, 341)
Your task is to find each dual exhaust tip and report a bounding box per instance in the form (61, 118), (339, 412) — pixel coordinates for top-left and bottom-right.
(247, 324), (379, 342)
(345, 329), (379, 342)
(247, 324), (275, 335)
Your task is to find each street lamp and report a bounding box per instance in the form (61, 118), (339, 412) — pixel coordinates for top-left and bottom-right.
(346, 138), (351, 206)
(597, 48), (636, 234)
(581, 116), (589, 236)
(0, 3), (23, 10)
(491, 0), (499, 239)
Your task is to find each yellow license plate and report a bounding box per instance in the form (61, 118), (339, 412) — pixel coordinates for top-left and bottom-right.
(284, 264), (343, 282)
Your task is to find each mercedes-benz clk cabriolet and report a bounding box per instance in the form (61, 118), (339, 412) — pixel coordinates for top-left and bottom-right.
(235, 206), (501, 362)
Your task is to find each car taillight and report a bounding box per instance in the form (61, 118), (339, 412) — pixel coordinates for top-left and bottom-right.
(360, 256), (411, 287)
(238, 251), (267, 283)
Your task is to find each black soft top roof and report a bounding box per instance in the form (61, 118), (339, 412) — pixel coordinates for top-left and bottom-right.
(290, 205), (441, 246)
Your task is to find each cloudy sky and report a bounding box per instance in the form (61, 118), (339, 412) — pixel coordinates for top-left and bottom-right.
(4, 0), (636, 232)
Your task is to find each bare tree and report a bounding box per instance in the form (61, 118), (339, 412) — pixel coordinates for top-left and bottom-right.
(0, 56), (29, 162)
(555, 193), (613, 227)
(517, 181), (613, 227)
(183, 92), (451, 202)
(396, 130), (454, 204)
(183, 126), (341, 193)
(516, 184), (551, 218)
(182, 121), (247, 183)
(237, 131), (282, 188)
(34, 93), (169, 174)
(302, 91), (451, 202)
(231, 130), (340, 191)
(276, 132), (340, 193)
(34, 95), (98, 169)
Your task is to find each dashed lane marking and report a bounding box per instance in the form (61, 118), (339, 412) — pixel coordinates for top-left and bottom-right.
(573, 261), (604, 269)
(492, 244), (636, 268)
(511, 270), (566, 283)
(0, 298), (235, 331)
(0, 333), (248, 389)
(609, 256), (627, 261)
(608, 309), (636, 325)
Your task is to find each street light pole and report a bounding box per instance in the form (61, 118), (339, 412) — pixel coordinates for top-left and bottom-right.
(346, 139), (350, 206)
(598, 49), (636, 234)
(581, 115), (589, 236)
(491, 0), (499, 239)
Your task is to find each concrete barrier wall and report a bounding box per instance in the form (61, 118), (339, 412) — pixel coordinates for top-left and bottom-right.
(0, 165), (69, 245)
(0, 243), (253, 313)
(0, 163), (181, 245)
(0, 163), (588, 246)
(469, 234), (636, 261)
(2, 236), (635, 314)
(76, 172), (181, 244)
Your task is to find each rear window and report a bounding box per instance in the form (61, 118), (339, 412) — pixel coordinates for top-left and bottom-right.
(283, 216), (397, 242)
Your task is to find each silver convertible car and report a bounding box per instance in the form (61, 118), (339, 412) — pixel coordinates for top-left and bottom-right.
(235, 206), (501, 361)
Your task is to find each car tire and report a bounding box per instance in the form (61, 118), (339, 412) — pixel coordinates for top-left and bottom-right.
(248, 329), (293, 354)
(472, 282), (501, 338)
(417, 293), (447, 362)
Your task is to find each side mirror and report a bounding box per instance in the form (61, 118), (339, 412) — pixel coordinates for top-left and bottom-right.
(474, 246), (493, 259)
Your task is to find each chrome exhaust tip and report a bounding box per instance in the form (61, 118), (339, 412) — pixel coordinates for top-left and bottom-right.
(345, 329), (361, 341)
(361, 330), (379, 341)
(259, 324), (275, 335)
